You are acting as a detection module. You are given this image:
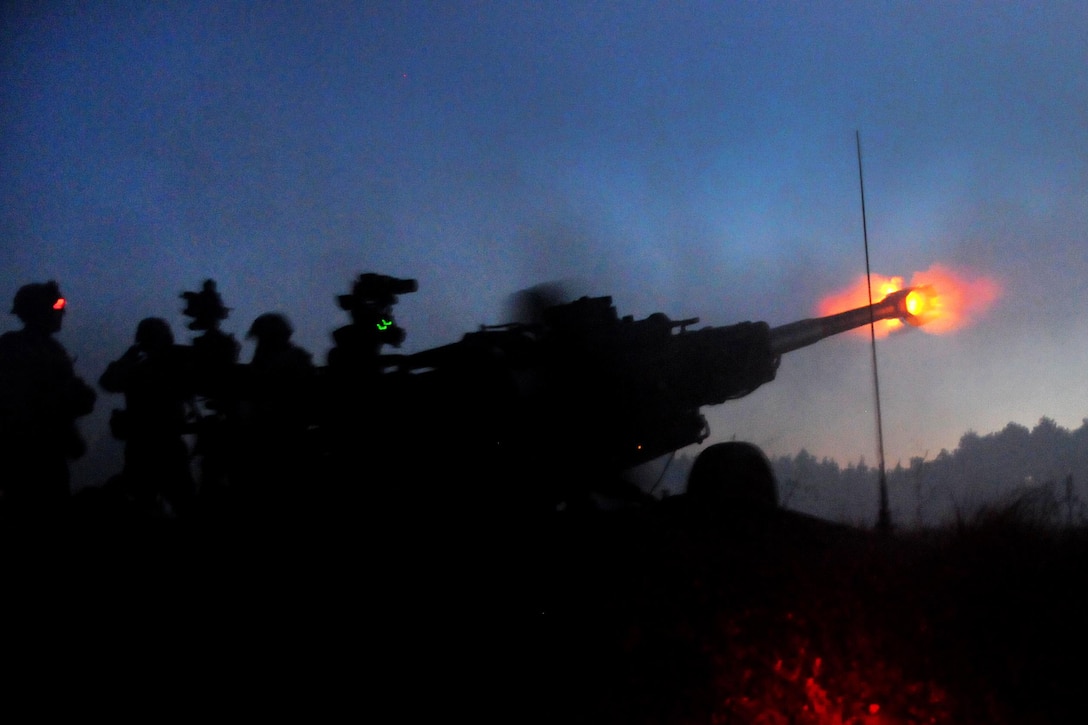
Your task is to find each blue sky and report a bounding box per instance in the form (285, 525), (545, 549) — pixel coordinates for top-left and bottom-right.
(2, 1), (1086, 490)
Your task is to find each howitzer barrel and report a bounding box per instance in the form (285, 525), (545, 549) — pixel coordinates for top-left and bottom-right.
(768, 287), (930, 356)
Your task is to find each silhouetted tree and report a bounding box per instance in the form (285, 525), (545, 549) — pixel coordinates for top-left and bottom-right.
(773, 416), (1088, 528)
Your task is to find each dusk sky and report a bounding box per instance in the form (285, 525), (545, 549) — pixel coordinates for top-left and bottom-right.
(2, 2), (1086, 491)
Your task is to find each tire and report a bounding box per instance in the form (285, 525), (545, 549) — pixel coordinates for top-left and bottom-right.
(686, 442), (779, 509)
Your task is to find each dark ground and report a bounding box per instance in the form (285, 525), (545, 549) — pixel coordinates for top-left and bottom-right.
(3, 493), (1087, 722)
(534, 500), (1088, 724)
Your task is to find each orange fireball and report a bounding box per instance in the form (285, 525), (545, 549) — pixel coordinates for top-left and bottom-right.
(909, 264), (1000, 334)
(817, 264), (1000, 338)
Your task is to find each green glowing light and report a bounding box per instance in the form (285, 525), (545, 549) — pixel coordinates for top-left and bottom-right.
(376, 319), (392, 331)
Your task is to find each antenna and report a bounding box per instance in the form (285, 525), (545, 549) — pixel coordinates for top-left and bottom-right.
(857, 130), (892, 535)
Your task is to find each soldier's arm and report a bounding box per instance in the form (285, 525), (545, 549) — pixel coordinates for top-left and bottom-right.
(98, 347), (140, 392)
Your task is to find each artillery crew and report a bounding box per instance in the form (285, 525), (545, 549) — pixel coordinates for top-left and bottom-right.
(323, 274), (418, 501)
(0, 274), (442, 524)
(94, 284), (322, 523)
(327, 272), (416, 372)
(99, 317), (196, 517)
(237, 312), (315, 514)
(177, 280), (241, 505)
(0, 281), (96, 519)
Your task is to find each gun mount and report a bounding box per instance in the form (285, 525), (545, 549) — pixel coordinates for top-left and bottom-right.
(321, 279), (933, 511)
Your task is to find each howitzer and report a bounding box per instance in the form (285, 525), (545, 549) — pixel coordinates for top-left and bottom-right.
(329, 281), (933, 508)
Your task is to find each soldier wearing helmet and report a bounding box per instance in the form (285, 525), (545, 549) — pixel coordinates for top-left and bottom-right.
(328, 273), (416, 371)
(233, 312), (315, 516)
(0, 281), (96, 518)
(246, 313), (314, 411)
(178, 279), (240, 502)
(99, 317), (197, 517)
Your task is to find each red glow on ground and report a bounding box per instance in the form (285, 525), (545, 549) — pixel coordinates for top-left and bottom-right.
(816, 264), (1000, 338)
(711, 606), (952, 724)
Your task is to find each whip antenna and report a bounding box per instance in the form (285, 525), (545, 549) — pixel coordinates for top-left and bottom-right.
(857, 130), (892, 535)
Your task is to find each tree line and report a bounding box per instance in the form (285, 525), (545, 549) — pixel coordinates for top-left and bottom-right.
(769, 417), (1088, 529)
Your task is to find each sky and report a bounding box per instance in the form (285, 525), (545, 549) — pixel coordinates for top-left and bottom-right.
(2, 1), (1086, 491)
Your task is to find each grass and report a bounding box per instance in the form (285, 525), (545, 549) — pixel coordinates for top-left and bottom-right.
(537, 493), (1088, 724)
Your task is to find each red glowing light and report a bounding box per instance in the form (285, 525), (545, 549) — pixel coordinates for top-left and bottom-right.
(52, 298), (66, 310)
(713, 609), (954, 723)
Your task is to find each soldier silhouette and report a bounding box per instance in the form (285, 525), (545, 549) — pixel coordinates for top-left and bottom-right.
(181, 279), (240, 400)
(323, 274), (417, 502)
(327, 273), (415, 373)
(179, 280), (241, 501)
(99, 317), (196, 518)
(0, 281), (96, 520)
(238, 312), (315, 515)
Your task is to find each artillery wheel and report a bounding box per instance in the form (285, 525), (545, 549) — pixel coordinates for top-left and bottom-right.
(686, 442), (779, 510)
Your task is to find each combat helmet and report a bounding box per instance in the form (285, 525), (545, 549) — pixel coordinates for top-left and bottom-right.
(11, 280), (66, 329)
